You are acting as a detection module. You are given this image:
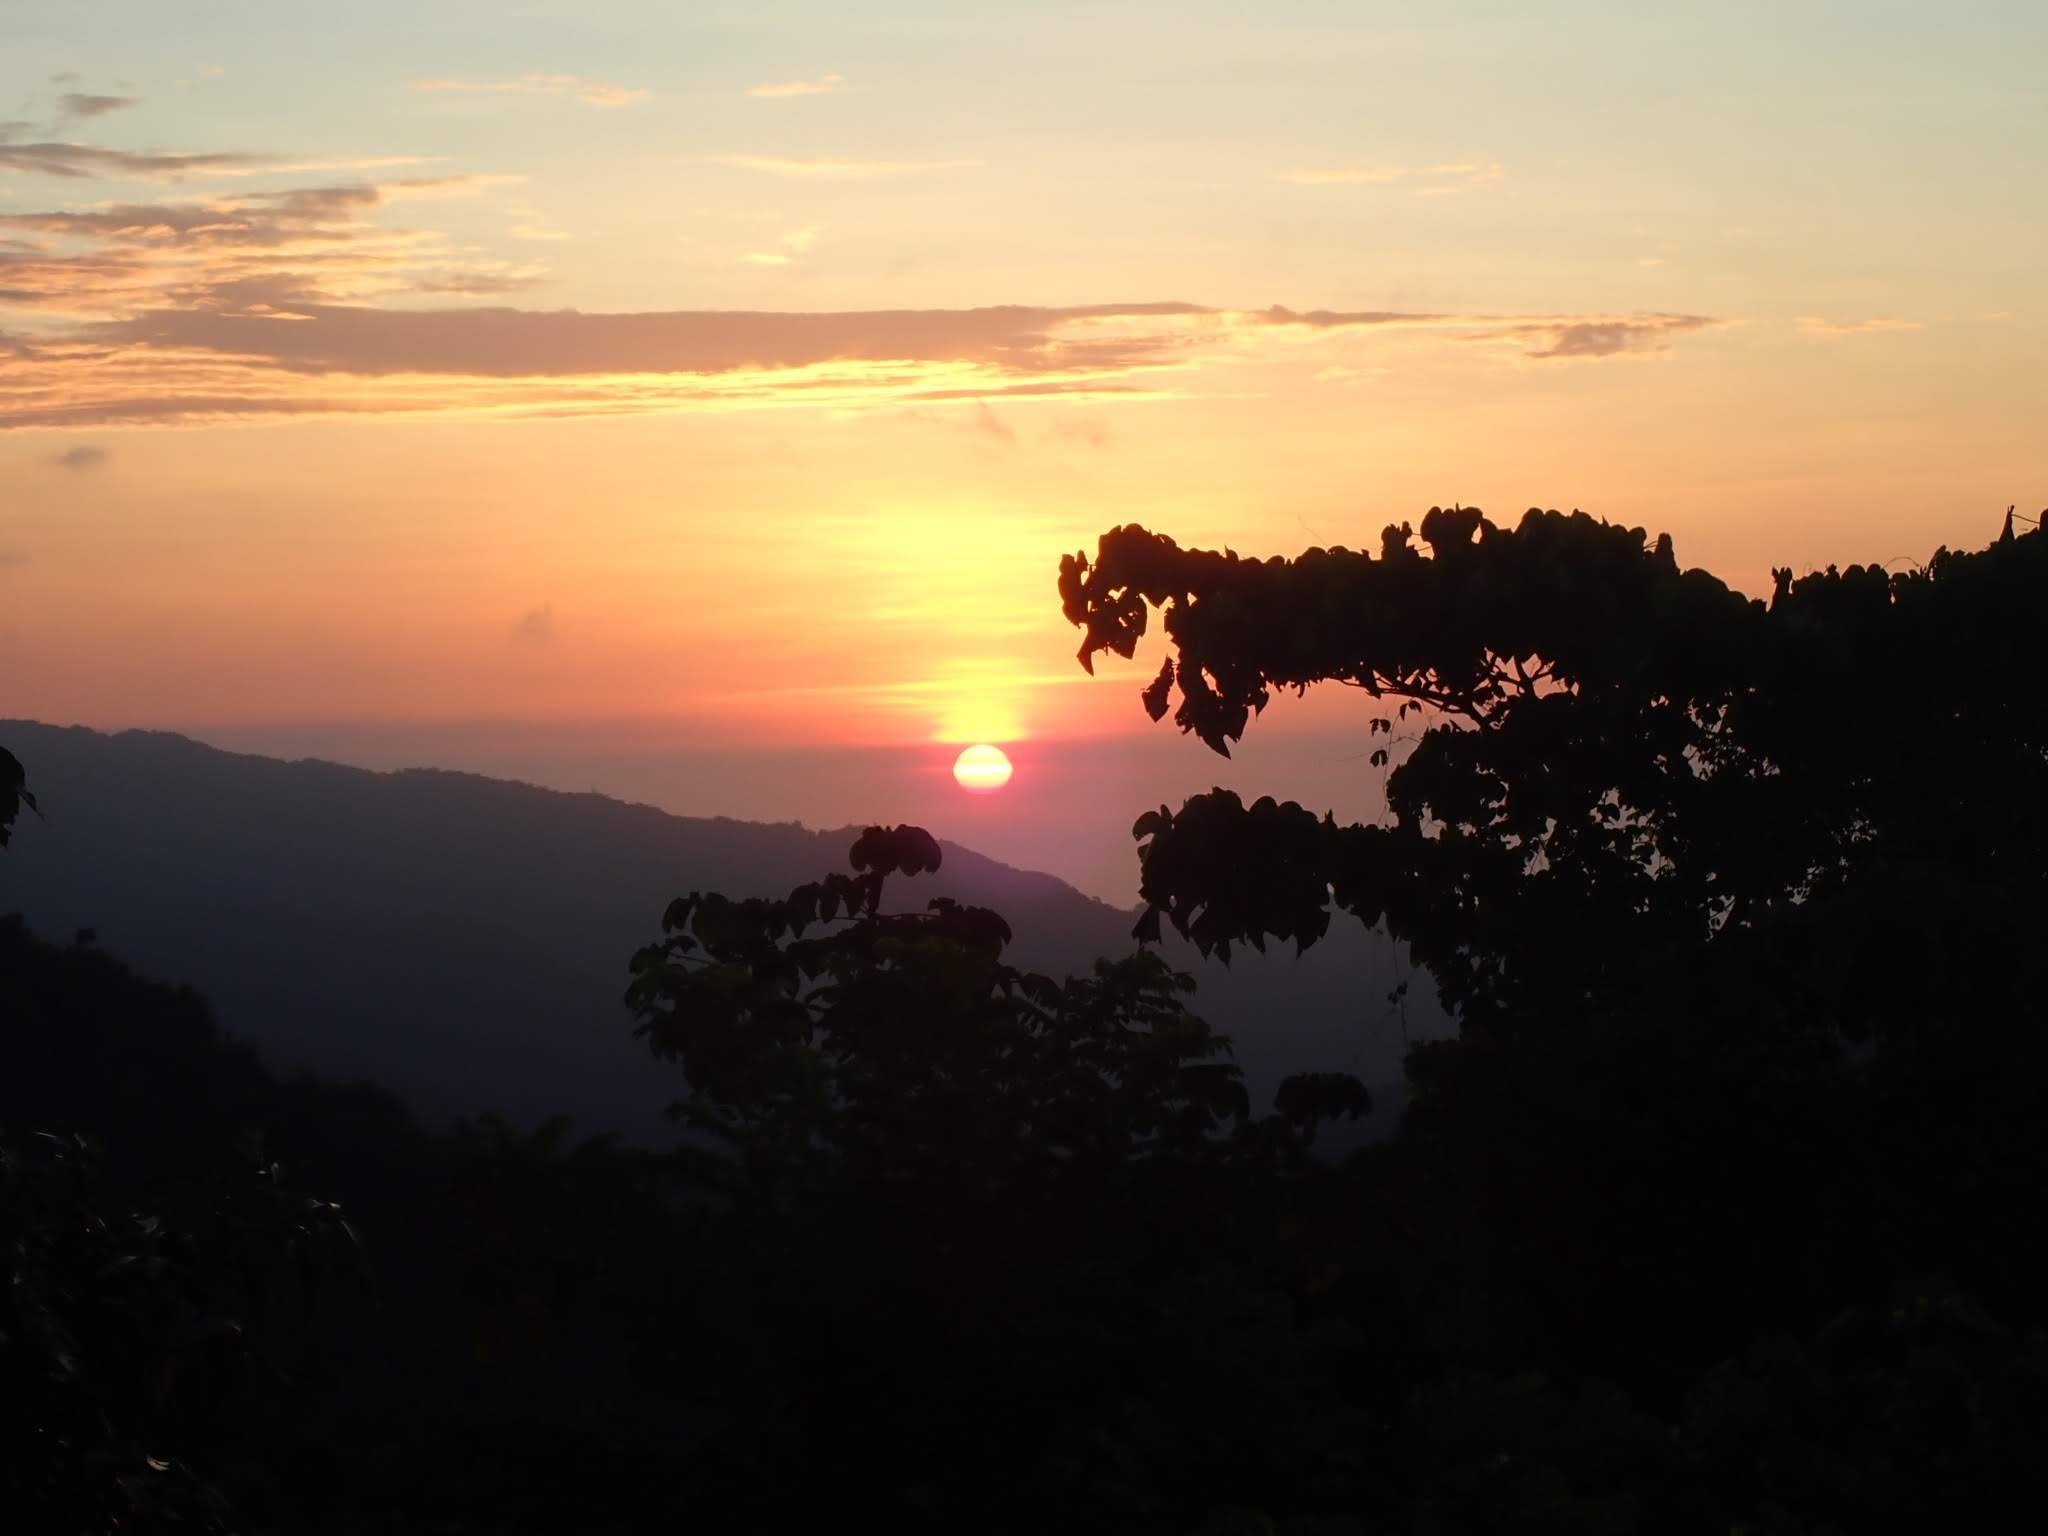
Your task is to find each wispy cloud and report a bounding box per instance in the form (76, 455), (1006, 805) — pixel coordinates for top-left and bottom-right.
(1044, 415), (1112, 450)
(971, 402), (1015, 445)
(1795, 316), (1921, 337)
(0, 297), (1723, 430)
(0, 130), (429, 182)
(0, 170), (542, 319)
(1469, 312), (1720, 358)
(0, 127), (1717, 429)
(706, 154), (979, 179)
(740, 224), (821, 265)
(59, 93), (142, 121)
(412, 73), (649, 108)
(1283, 159), (1503, 194)
(748, 73), (846, 99)
(0, 139), (263, 180)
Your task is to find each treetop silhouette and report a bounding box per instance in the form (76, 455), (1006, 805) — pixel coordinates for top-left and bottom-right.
(626, 824), (1369, 1202)
(1063, 508), (2048, 1033)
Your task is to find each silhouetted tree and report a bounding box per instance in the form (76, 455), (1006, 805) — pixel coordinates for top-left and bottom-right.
(626, 824), (1373, 1524)
(1052, 508), (2048, 1526)
(0, 744), (33, 847)
(1061, 509), (2048, 1039)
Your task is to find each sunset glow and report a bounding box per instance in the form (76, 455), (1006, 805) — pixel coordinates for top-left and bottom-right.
(4, 2), (2044, 896)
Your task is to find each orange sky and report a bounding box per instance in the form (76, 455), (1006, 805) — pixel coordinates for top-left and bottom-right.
(4, 2), (2044, 894)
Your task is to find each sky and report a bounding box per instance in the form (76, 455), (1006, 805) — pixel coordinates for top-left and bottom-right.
(3, 1), (2043, 899)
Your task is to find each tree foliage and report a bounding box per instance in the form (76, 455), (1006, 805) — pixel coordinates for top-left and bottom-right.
(626, 823), (1368, 1198)
(0, 1125), (361, 1532)
(0, 744), (35, 848)
(1063, 507), (2048, 1034)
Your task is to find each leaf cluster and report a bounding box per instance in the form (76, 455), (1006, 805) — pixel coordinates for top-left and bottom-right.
(626, 825), (1371, 1203)
(1066, 509), (2048, 1033)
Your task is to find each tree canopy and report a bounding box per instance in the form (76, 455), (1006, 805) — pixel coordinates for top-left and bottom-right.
(625, 822), (1371, 1202)
(1062, 507), (2048, 1035)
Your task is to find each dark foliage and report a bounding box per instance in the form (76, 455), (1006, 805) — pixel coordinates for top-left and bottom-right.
(1048, 508), (2048, 1525)
(0, 743), (34, 846)
(0, 914), (715, 1533)
(1064, 509), (2048, 1033)
(623, 826), (1373, 1522)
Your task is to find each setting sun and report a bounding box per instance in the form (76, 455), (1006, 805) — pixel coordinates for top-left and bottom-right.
(952, 744), (1014, 793)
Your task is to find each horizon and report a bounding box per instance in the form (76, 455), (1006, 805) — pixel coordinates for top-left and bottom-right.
(5, 709), (1397, 906)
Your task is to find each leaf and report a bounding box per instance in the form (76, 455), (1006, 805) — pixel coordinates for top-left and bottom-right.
(1141, 658), (1175, 721)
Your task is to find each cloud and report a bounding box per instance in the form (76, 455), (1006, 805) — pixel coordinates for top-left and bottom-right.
(748, 73), (846, 99)
(1469, 312), (1720, 359)
(0, 171), (540, 317)
(0, 140), (265, 180)
(1283, 160), (1503, 193)
(1795, 316), (1921, 337)
(0, 134), (428, 181)
(0, 137), (1721, 431)
(0, 300), (1724, 429)
(578, 84), (650, 109)
(77, 301), (1204, 377)
(412, 74), (648, 108)
(60, 93), (142, 121)
(51, 443), (108, 470)
(972, 403), (1015, 445)
(1044, 416), (1112, 450)
(0, 549), (25, 570)
(740, 224), (821, 265)
(412, 269), (549, 296)
(513, 604), (556, 643)
(706, 155), (980, 179)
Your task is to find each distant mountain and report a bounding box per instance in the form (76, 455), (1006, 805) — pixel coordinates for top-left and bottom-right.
(1, 721), (1443, 1143)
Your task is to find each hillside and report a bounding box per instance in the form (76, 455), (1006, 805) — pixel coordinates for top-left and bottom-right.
(0, 721), (1440, 1142)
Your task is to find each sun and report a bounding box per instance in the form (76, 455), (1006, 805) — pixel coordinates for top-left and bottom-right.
(952, 743), (1014, 793)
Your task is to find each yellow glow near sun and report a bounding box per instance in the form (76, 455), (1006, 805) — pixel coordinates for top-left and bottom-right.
(952, 743), (1014, 792)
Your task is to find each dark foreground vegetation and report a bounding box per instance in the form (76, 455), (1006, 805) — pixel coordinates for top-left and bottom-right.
(6, 508), (2048, 1532)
